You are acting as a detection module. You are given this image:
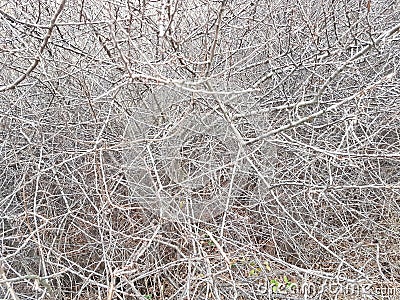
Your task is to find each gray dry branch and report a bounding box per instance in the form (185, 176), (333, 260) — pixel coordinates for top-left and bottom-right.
(1, 0), (400, 299)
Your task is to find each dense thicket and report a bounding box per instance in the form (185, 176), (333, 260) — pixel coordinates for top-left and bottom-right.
(1, 1), (399, 299)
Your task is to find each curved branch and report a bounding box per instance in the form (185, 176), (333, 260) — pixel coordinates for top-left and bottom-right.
(0, 0), (66, 92)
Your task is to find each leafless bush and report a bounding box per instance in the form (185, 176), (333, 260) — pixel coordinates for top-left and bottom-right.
(1, 0), (400, 299)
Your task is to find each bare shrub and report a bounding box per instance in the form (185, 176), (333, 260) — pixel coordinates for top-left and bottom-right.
(1, 0), (399, 299)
